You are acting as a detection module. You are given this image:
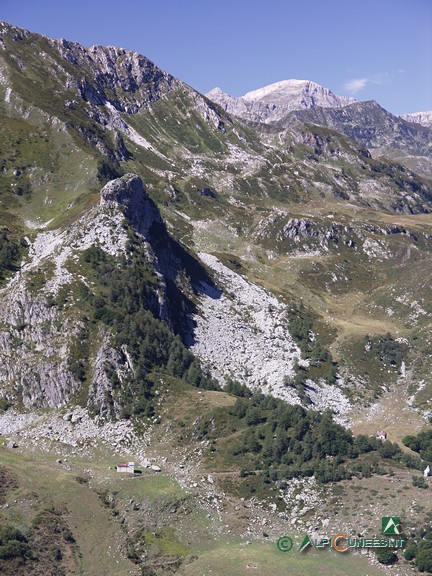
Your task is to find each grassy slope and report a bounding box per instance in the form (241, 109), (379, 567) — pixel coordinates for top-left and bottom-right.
(0, 446), (139, 575)
(3, 374), (430, 576)
(179, 541), (386, 576)
(0, 424), (406, 576)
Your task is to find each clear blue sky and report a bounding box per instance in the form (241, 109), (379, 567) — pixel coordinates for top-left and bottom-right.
(2, 0), (431, 114)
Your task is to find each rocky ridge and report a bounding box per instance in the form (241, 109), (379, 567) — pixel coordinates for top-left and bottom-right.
(243, 79), (355, 109)
(0, 20), (229, 166)
(207, 82), (432, 180)
(0, 174), (168, 410)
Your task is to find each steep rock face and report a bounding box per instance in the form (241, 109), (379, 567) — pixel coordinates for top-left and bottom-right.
(87, 332), (130, 419)
(59, 43), (176, 114)
(0, 287), (81, 408)
(100, 173), (162, 237)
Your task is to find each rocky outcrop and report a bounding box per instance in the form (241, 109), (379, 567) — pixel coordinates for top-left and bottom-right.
(252, 210), (429, 261)
(100, 173), (162, 237)
(52, 39), (177, 115)
(87, 333), (129, 419)
(0, 288), (82, 408)
(0, 172), (218, 410)
(0, 174), (167, 409)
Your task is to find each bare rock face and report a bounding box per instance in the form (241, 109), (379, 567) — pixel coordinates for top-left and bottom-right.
(242, 79), (355, 110)
(0, 287), (82, 408)
(88, 333), (128, 420)
(100, 173), (162, 237)
(206, 87), (276, 125)
(50, 39), (177, 115)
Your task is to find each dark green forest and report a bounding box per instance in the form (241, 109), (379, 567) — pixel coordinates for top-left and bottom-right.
(195, 380), (424, 488)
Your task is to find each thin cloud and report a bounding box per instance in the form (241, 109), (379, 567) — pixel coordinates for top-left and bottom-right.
(344, 78), (368, 94)
(344, 73), (392, 95)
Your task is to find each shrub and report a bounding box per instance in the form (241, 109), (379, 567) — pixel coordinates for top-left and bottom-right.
(404, 544), (417, 561)
(412, 475), (428, 489)
(375, 548), (398, 565)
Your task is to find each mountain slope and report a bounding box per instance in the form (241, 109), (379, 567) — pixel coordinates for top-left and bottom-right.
(277, 100), (432, 155)
(0, 20), (431, 416)
(0, 20), (431, 413)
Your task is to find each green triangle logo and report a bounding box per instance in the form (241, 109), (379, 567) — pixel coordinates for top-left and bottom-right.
(299, 534), (313, 552)
(382, 516), (401, 535)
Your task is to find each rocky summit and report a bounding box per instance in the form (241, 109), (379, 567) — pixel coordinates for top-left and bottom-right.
(207, 79), (356, 125)
(0, 20), (431, 576)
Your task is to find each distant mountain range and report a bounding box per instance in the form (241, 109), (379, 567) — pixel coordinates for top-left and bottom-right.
(207, 80), (432, 177)
(207, 79), (432, 128)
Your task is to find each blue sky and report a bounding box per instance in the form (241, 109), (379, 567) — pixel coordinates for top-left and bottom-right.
(2, 0), (431, 114)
